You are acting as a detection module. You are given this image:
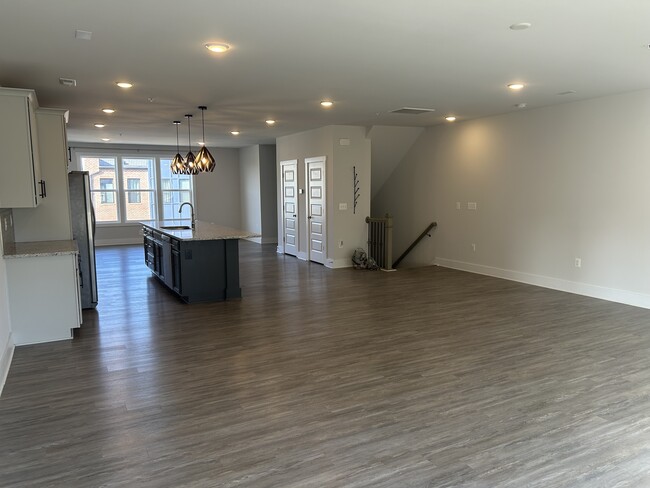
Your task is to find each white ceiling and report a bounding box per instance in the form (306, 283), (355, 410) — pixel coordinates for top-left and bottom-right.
(1, 0), (649, 148)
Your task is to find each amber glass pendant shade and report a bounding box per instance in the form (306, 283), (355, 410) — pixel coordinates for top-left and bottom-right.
(196, 106), (216, 172)
(196, 145), (215, 172)
(183, 114), (196, 175)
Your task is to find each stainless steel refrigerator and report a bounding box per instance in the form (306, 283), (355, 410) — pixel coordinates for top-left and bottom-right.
(68, 171), (98, 309)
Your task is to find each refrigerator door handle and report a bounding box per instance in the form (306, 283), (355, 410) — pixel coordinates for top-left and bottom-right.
(90, 202), (96, 236)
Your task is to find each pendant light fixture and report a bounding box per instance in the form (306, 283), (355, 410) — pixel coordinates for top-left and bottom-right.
(184, 114), (198, 175)
(195, 106), (216, 172)
(171, 120), (184, 174)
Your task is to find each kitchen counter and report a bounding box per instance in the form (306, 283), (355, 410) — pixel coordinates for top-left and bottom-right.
(141, 221), (255, 303)
(3, 239), (78, 259)
(141, 220), (260, 241)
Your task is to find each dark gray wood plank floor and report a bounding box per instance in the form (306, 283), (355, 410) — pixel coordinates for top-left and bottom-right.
(2, 242), (650, 487)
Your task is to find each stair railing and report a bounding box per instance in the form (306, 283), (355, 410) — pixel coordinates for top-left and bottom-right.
(392, 221), (437, 268)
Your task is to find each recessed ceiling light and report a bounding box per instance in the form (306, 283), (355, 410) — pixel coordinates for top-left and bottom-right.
(205, 43), (230, 53)
(115, 82), (132, 89)
(101, 138), (110, 142)
(509, 22), (531, 30)
(102, 108), (115, 114)
(230, 131), (240, 135)
(320, 100), (334, 108)
(265, 119), (276, 126)
(94, 123), (106, 128)
(514, 103), (527, 109)
(445, 116), (456, 122)
(557, 90), (577, 96)
(197, 141), (205, 146)
(507, 83), (525, 90)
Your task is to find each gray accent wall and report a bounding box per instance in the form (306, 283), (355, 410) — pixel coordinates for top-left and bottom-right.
(239, 146), (262, 241)
(239, 144), (277, 244)
(259, 144), (278, 243)
(372, 88), (650, 308)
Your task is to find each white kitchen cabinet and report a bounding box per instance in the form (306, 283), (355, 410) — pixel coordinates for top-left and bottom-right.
(4, 242), (81, 345)
(13, 108), (72, 241)
(0, 88), (43, 208)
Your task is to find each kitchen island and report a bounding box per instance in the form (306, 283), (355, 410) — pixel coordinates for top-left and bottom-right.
(141, 220), (259, 303)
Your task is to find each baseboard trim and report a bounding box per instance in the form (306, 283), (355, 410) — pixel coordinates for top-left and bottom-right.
(0, 332), (15, 397)
(325, 258), (352, 269)
(434, 257), (650, 310)
(96, 238), (142, 247)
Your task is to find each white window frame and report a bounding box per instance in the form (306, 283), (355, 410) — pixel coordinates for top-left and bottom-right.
(77, 150), (195, 226)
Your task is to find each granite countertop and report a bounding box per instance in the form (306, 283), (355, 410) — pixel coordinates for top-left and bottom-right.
(141, 220), (260, 241)
(3, 240), (79, 259)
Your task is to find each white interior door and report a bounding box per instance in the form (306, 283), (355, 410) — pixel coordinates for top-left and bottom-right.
(306, 156), (326, 264)
(281, 160), (298, 256)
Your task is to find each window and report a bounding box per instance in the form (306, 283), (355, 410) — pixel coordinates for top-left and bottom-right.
(160, 159), (193, 219)
(80, 153), (193, 224)
(127, 179), (141, 203)
(100, 178), (115, 204)
(122, 159), (155, 221)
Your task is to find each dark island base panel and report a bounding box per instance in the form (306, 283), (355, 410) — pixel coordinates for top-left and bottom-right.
(144, 229), (242, 303)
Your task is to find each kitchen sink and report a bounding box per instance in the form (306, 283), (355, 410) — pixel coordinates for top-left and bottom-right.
(161, 225), (192, 230)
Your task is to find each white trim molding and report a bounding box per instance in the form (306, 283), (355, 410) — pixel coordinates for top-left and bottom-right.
(0, 332), (15, 397)
(435, 257), (650, 310)
(326, 258), (352, 269)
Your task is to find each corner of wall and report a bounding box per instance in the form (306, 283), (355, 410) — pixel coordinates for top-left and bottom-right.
(0, 332), (15, 397)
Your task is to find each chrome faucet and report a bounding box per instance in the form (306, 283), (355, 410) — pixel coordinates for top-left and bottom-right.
(179, 202), (195, 229)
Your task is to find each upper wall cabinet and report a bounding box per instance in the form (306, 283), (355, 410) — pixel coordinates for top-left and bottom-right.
(0, 88), (43, 208)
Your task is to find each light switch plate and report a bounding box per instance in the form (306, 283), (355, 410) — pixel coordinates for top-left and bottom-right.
(339, 203), (348, 210)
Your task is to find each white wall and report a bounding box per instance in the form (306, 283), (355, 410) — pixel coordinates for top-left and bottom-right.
(194, 148), (241, 228)
(373, 88), (650, 308)
(329, 126), (371, 267)
(368, 125), (424, 198)
(239, 145), (262, 242)
(276, 125), (370, 267)
(0, 210), (15, 396)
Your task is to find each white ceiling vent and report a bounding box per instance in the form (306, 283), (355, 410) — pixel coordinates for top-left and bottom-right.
(390, 107), (436, 115)
(75, 30), (92, 40)
(59, 78), (77, 87)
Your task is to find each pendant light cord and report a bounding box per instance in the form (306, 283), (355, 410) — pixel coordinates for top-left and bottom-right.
(186, 115), (192, 150)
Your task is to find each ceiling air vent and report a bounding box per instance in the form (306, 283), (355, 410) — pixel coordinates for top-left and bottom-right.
(390, 107), (436, 115)
(59, 78), (77, 87)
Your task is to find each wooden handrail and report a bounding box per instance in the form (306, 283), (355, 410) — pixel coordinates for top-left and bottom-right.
(393, 222), (437, 268)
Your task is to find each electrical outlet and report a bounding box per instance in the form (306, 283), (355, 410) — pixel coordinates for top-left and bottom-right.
(575, 258), (582, 268)
(468, 202), (477, 210)
(456, 202), (461, 210)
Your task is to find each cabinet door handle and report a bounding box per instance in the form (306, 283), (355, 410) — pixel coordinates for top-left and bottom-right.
(39, 180), (47, 198)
